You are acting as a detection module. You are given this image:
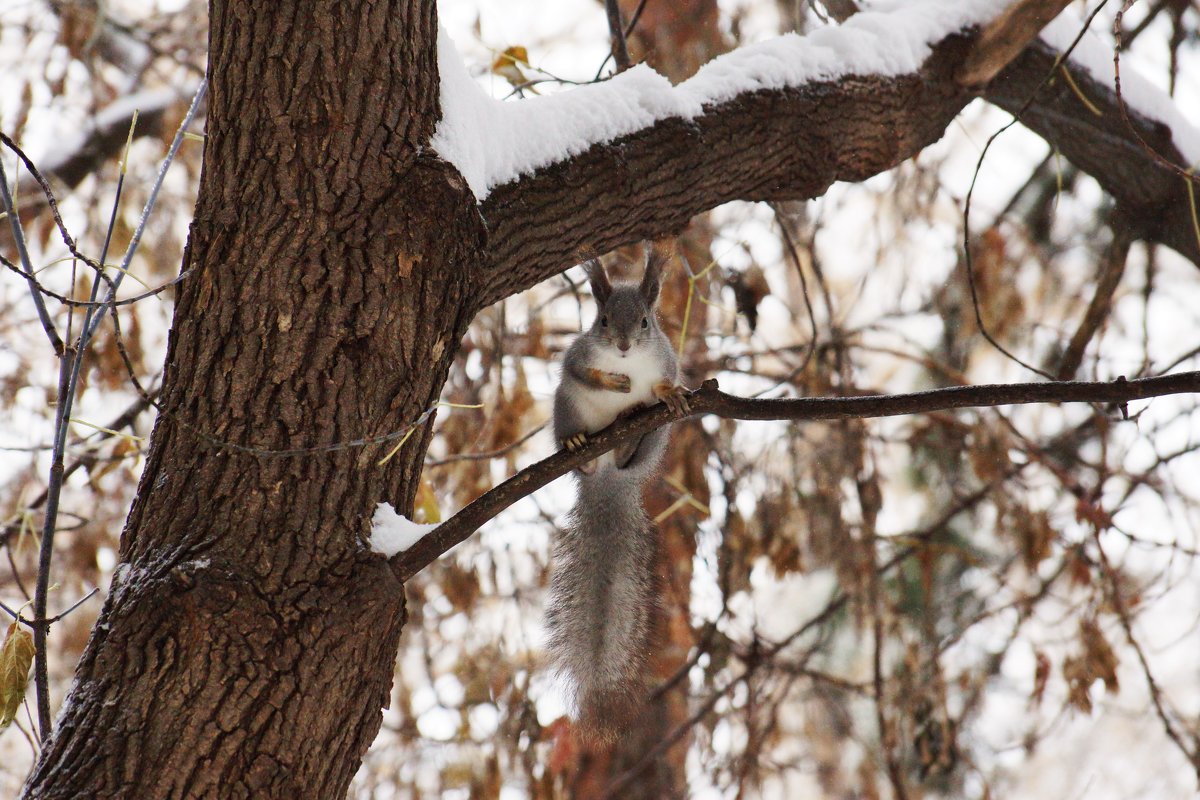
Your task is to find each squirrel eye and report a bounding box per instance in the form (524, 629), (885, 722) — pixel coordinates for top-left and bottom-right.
(601, 316), (608, 327)
(641, 317), (648, 328)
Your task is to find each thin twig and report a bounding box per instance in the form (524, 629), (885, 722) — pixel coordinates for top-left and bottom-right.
(425, 422), (546, 466)
(1057, 224), (1131, 379)
(766, 203), (818, 391)
(0, 391), (158, 547)
(1093, 527), (1200, 778)
(962, 0), (1111, 381)
(84, 79), (208, 344)
(0, 588), (99, 628)
(605, 0), (632, 73)
(871, 544), (909, 800)
(0, 253), (191, 307)
(0, 130), (103, 275)
(32, 346), (74, 740)
(593, 0), (649, 80)
(0, 157), (62, 353)
(1112, 2), (1200, 185)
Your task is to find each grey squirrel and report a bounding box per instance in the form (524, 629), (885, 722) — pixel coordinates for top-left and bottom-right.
(547, 239), (690, 744)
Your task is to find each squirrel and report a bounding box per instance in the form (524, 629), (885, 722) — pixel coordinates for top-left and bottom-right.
(546, 239), (690, 744)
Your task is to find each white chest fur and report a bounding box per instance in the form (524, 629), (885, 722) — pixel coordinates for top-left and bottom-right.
(578, 343), (665, 433)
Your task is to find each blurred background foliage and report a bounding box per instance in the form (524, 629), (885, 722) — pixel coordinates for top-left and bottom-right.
(2, 1), (1200, 797)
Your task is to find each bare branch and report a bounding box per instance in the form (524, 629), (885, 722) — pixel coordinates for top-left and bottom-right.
(391, 371), (1200, 580)
(1057, 224), (1132, 379)
(0, 158), (62, 354)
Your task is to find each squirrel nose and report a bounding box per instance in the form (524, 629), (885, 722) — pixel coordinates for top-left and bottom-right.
(618, 340), (631, 352)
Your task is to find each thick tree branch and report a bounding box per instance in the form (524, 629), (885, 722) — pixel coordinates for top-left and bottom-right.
(474, 33), (979, 309)
(821, 0), (1199, 266)
(985, 39), (1200, 266)
(471, 7), (1199, 315)
(391, 371), (1200, 581)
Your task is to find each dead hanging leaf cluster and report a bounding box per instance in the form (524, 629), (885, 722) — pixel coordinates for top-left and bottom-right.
(1063, 618), (1121, 715)
(1, 620), (34, 730)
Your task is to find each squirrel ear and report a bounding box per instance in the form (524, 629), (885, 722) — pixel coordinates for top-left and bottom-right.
(641, 238), (673, 306)
(583, 259), (612, 305)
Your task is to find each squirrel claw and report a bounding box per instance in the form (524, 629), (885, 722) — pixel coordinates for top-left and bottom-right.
(654, 383), (691, 418)
(562, 433), (589, 452)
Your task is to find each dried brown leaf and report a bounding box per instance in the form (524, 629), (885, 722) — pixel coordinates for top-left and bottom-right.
(1, 620), (35, 729)
(441, 562), (482, 612)
(1014, 509), (1054, 572)
(1030, 650), (1051, 708)
(1063, 618), (1120, 714)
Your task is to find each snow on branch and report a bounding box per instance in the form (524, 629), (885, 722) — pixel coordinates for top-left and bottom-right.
(983, 10), (1200, 266)
(432, 0), (1005, 201)
(16, 87), (189, 213)
(1038, 12), (1200, 168)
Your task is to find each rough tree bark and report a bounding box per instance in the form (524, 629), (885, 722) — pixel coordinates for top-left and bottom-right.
(20, 0), (1200, 797)
(23, 1), (486, 796)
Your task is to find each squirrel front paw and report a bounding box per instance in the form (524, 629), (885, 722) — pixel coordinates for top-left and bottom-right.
(654, 382), (691, 418)
(607, 372), (632, 393)
(586, 368), (632, 393)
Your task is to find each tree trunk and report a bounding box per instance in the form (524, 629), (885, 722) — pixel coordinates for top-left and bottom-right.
(24, 1), (482, 796)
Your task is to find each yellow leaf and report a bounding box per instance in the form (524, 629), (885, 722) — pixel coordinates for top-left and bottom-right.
(415, 478), (441, 524)
(491, 46), (533, 90)
(493, 45), (529, 69)
(1, 620), (35, 729)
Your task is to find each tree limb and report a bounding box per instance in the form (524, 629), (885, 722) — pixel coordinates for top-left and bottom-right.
(985, 39), (1200, 266)
(822, 0), (1200, 266)
(475, 34), (977, 308)
(390, 371), (1200, 581)
(471, 7), (1200, 314)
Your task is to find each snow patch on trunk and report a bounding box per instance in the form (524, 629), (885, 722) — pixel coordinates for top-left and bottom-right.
(370, 502), (439, 557)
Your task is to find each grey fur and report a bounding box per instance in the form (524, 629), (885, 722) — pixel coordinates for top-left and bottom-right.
(549, 252), (679, 742)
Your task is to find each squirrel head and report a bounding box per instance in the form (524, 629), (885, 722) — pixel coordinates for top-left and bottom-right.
(582, 247), (666, 352)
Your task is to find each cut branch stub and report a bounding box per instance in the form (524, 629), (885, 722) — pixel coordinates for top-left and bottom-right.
(956, 0), (1074, 87)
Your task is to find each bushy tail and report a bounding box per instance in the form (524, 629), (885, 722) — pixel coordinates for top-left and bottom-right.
(546, 465), (661, 744)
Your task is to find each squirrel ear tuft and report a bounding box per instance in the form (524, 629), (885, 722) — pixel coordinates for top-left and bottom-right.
(641, 239), (673, 306)
(583, 258), (612, 305)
